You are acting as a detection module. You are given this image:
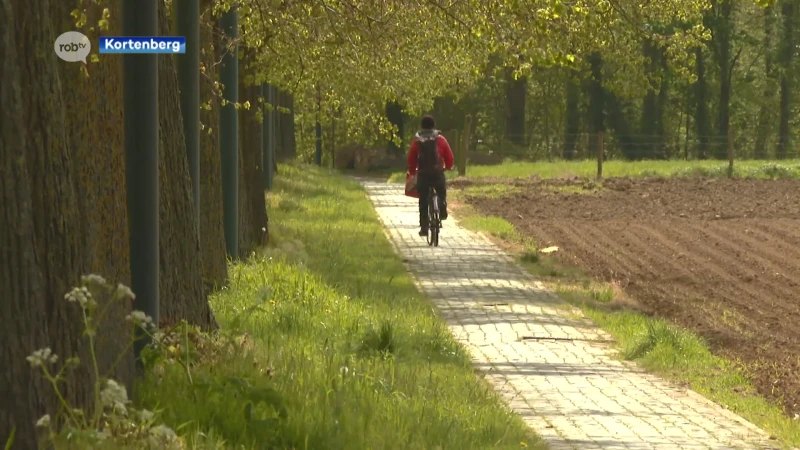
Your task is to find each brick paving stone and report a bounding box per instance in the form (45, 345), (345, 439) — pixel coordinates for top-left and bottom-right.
(361, 179), (779, 450)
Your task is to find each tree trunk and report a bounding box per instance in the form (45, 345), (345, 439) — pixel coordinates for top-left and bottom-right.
(1, 3), (51, 445)
(640, 46), (671, 159)
(157, 0), (216, 329)
(286, 94), (297, 157)
(605, 91), (638, 159)
(694, 47), (711, 159)
(716, 74), (733, 159)
(2, 0), (135, 446)
(655, 48), (670, 159)
(684, 88), (692, 159)
(641, 50), (658, 158)
(711, 0), (735, 159)
(198, 3), (228, 291)
(754, 5), (776, 159)
(275, 90), (297, 161)
(237, 58), (267, 257)
(274, 90), (286, 160)
(563, 71), (580, 159)
(777, 0), (795, 159)
(587, 52), (605, 158)
(543, 78), (552, 160)
(504, 67), (527, 147)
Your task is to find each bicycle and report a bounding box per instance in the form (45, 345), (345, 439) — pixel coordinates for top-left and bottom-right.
(427, 189), (441, 247)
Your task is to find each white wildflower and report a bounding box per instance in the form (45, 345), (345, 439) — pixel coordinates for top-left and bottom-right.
(151, 331), (166, 347)
(115, 283), (135, 300)
(64, 286), (92, 307)
(137, 409), (154, 422)
(111, 401), (128, 416)
(81, 274), (107, 286)
(125, 310), (154, 328)
(99, 379), (129, 410)
(340, 366), (349, 376)
(36, 414), (50, 428)
(149, 424), (178, 441)
(26, 348), (58, 368)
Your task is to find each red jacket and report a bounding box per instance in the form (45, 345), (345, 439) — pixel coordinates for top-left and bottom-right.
(407, 134), (454, 176)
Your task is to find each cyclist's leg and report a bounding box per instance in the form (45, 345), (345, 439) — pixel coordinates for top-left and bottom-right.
(434, 172), (448, 220)
(417, 177), (430, 235)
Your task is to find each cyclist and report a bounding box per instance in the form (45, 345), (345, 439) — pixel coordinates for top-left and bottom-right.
(407, 115), (454, 236)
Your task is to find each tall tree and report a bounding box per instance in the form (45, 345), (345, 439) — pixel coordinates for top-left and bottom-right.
(777, 0), (796, 159)
(587, 52), (605, 158)
(640, 40), (671, 158)
(708, 0), (741, 159)
(504, 66), (527, 147)
(754, 5), (777, 159)
(694, 47), (712, 159)
(237, 51), (268, 256)
(157, 0), (216, 328)
(2, 1), (135, 446)
(199, 2), (228, 291)
(563, 72), (581, 159)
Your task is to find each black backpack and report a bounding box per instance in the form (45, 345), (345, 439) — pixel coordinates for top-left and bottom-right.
(416, 131), (442, 176)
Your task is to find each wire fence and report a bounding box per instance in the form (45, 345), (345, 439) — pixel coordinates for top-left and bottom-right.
(468, 132), (800, 162)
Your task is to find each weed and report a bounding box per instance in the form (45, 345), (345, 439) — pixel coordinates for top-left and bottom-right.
(16, 275), (187, 450)
(520, 247), (539, 263)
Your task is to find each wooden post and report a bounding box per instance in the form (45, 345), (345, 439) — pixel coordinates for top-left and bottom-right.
(727, 126), (734, 178)
(597, 131), (604, 180)
(458, 115), (472, 177)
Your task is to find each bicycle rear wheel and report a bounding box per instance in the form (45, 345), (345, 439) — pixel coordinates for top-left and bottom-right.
(429, 194), (440, 247)
(431, 214), (439, 247)
(426, 210), (434, 247)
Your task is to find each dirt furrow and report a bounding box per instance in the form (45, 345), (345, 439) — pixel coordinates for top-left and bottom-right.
(750, 220), (800, 248)
(463, 176), (800, 417)
(621, 223), (765, 346)
(678, 221), (799, 317)
(737, 223), (800, 267)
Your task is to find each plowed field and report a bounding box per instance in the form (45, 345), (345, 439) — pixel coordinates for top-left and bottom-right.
(464, 176), (800, 416)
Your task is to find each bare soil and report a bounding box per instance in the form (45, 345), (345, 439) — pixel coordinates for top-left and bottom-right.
(464, 176), (800, 416)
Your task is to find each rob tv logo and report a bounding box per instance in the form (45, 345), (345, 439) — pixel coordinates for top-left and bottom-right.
(54, 31), (91, 63)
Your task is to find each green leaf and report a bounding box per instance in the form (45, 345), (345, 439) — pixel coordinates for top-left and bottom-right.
(5, 426), (15, 450)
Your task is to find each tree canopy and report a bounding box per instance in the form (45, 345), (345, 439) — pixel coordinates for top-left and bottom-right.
(218, 0), (746, 147)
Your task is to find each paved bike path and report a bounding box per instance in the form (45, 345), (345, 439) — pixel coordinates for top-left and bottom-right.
(362, 180), (775, 450)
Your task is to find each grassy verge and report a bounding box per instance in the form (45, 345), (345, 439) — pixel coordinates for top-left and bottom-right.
(449, 188), (800, 449)
(138, 163), (542, 450)
(386, 159), (800, 182)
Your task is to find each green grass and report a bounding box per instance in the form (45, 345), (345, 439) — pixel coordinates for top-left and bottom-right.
(138, 163), (541, 450)
(451, 190), (800, 449)
(386, 159), (800, 182)
(460, 184), (523, 198)
(459, 215), (521, 242)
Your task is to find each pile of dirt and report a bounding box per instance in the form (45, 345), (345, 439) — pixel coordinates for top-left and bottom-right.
(467, 177), (800, 416)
